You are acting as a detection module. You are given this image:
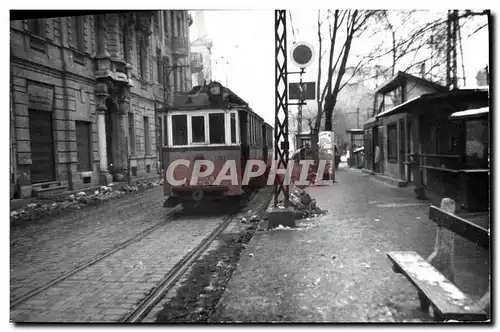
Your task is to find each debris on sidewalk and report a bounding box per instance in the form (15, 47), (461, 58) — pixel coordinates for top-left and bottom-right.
(276, 187), (328, 221)
(10, 179), (163, 223)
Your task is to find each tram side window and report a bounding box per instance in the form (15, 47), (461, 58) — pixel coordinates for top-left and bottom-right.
(191, 115), (206, 143)
(230, 113), (237, 144)
(209, 113), (226, 144)
(248, 116), (252, 145)
(250, 117), (254, 145)
(172, 114), (188, 146)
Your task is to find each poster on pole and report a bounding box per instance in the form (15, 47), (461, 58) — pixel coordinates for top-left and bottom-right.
(318, 131), (335, 176)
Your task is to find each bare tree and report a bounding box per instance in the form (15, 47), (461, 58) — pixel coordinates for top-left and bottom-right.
(308, 9), (378, 161)
(322, 10), (379, 132)
(369, 10), (489, 87)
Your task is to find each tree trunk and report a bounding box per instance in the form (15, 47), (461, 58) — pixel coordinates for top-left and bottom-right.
(324, 95), (334, 131)
(310, 130), (319, 163)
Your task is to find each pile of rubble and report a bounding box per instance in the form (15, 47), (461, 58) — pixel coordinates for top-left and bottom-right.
(10, 179), (163, 223)
(276, 187), (328, 220)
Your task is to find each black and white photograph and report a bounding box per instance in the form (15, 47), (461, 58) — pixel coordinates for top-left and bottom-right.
(8, 4), (491, 324)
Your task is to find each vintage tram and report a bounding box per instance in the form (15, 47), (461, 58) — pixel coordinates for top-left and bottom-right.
(161, 81), (273, 208)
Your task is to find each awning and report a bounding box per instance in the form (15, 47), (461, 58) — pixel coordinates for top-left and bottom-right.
(449, 107), (489, 119)
(375, 89), (489, 119)
(375, 96), (421, 118)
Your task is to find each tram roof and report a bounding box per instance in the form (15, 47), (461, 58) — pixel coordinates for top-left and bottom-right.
(159, 82), (272, 126)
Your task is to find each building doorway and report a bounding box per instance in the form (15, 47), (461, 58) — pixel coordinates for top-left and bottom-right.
(105, 99), (118, 172)
(29, 109), (56, 183)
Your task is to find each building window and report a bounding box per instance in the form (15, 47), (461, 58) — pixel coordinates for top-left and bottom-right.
(172, 114), (188, 146)
(76, 121), (92, 172)
(138, 38), (146, 80)
(157, 48), (163, 85)
(209, 113), (225, 144)
(27, 19), (45, 37)
(71, 16), (85, 52)
(27, 19), (46, 52)
(128, 112), (136, 156)
(465, 119), (489, 169)
(144, 116), (151, 155)
(387, 123), (398, 163)
(191, 116), (206, 143)
(122, 24), (129, 62)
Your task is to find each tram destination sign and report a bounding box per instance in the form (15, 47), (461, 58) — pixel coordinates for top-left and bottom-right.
(289, 82), (316, 100)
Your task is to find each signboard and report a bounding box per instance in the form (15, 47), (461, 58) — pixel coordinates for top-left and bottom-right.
(290, 42), (314, 69)
(289, 82), (316, 100)
(318, 131), (335, 175)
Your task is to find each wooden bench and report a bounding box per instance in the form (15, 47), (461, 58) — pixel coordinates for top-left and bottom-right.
(387, 198), (490, 322)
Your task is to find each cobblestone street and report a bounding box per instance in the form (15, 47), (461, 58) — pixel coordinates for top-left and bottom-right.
(10, 187), (267, 322)
(10, 188), (174, 304)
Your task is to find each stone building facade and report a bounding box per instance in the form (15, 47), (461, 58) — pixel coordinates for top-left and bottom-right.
(10, 11), (192, 198)
(189, 11), (213, 86)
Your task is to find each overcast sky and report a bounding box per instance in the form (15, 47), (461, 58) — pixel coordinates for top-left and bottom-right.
(190, 10), (489, 125)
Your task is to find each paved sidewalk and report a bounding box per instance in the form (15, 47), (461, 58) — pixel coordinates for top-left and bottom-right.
(211, 168), (490, 322)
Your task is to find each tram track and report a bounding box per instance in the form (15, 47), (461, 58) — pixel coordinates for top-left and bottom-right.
(11, 189), (266, 322)
(122, 190), (264, 323)
(10, 206), (183, 309)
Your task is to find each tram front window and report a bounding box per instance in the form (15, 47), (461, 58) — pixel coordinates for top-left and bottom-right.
(191, 115), (206, 143)
(172, 114), (188, 146)
(209, 113), (226, 144)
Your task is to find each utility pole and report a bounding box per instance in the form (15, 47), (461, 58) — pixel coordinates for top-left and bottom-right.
(297, 68), (305, 135)
(356, 108), (360, 128)
(446, 10), (459, 89)
(274, 10), (290, 208)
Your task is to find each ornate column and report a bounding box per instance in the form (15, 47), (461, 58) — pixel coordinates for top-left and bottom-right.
(95, 83), (113, 185)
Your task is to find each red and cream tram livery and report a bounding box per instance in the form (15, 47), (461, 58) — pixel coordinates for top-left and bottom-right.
(162, 81), (273, 207)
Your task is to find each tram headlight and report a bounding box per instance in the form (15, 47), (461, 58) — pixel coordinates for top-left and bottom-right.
(209, 85), (221, 96)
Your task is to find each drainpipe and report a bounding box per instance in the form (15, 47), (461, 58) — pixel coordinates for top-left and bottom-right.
(59, 17), (74, 191)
